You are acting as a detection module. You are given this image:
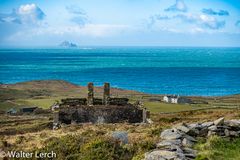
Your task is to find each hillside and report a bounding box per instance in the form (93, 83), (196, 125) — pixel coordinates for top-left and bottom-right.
(0, 80), (240, 159)
(0, 80), (143, 111)
(0, 80), (240, 112)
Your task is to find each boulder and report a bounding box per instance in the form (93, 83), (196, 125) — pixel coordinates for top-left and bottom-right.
(214, 117), (224, 126)
(160, 129), (182, 140)
(174, 123), (190, 133)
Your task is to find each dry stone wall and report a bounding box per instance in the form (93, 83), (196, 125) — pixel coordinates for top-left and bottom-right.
(145, 117), (240, 160)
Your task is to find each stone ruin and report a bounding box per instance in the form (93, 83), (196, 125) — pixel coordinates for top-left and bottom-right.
(53, 82), (149, 127)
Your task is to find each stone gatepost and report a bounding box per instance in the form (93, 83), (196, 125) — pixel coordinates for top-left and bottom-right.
(103, 82), (110, 105)
(87, 82), (94, 106)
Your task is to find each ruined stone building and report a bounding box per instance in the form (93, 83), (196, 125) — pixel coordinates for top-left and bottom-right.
(53, 83), (149, 126)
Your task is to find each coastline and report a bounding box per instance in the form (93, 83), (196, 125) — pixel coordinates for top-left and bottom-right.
(1, 79), (240, 97)
(1, 79), (239, 113)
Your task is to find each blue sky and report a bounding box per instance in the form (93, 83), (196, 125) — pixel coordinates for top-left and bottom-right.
(0, 0), (240, 47)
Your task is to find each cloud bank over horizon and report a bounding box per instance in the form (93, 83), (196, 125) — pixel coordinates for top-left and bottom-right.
(0, 0), (240, 47)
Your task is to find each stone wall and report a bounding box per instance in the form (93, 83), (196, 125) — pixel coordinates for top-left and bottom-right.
(60, 97), (129, 106)
(145, 117), (240, 160)
(57, 104), (145, 124)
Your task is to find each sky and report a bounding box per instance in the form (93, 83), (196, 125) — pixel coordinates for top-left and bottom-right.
(0, 0), (240, 47)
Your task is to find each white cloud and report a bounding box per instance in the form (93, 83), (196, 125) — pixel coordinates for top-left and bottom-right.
(165, 0), (187, 12)
(176, 14), (225, 30)
(0, 3), (45, 24)
(150, 13), (225, 31)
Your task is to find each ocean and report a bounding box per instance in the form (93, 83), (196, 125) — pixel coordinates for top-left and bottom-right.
(0, 47), (240, 96)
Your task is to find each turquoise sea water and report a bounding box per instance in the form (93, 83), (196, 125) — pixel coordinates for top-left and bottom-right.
(0, 47), (240, 96)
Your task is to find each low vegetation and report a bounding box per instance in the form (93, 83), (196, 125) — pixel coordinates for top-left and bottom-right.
(0, 109), (240, 159)
(195, 136), (240, 160)
(0, 80), (240, 159)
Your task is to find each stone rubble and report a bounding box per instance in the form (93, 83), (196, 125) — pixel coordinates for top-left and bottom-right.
(145, 117), (240, 160)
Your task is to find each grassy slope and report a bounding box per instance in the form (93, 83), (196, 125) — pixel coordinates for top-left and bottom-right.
(0, 80), (239, 113)
(0, 80), (143, 111)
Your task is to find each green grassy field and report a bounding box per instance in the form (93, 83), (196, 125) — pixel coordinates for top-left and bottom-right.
(144, 102), (209, 113)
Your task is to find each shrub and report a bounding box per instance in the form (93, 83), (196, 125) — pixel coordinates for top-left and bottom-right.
(34, 134), (135, 160)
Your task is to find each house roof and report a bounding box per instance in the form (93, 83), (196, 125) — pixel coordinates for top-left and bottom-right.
(164, 95), (179, 98)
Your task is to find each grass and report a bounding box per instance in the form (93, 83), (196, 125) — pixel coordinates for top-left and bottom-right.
(144, 102), (208, 113)
(195, 136), (240, 160)
(1, 80), (240, 113)
(19, 97), (64, 109)
(0, 101), (19, 111)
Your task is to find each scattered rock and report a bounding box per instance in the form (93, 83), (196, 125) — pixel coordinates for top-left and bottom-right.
(112, 131), (128, 144)
(214, 117), (225, 126)
(147, 118), (154, 124)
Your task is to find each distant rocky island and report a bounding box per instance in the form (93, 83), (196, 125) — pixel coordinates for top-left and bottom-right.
(59, 41), (78, 48)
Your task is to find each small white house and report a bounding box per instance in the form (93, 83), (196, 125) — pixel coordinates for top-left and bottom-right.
(163, 95), (179, 104)
(163, 95), (192, 104)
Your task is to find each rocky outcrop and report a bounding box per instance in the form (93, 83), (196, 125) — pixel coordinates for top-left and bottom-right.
(145, 117), (240, 160)
(59, 41), (78, 48)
